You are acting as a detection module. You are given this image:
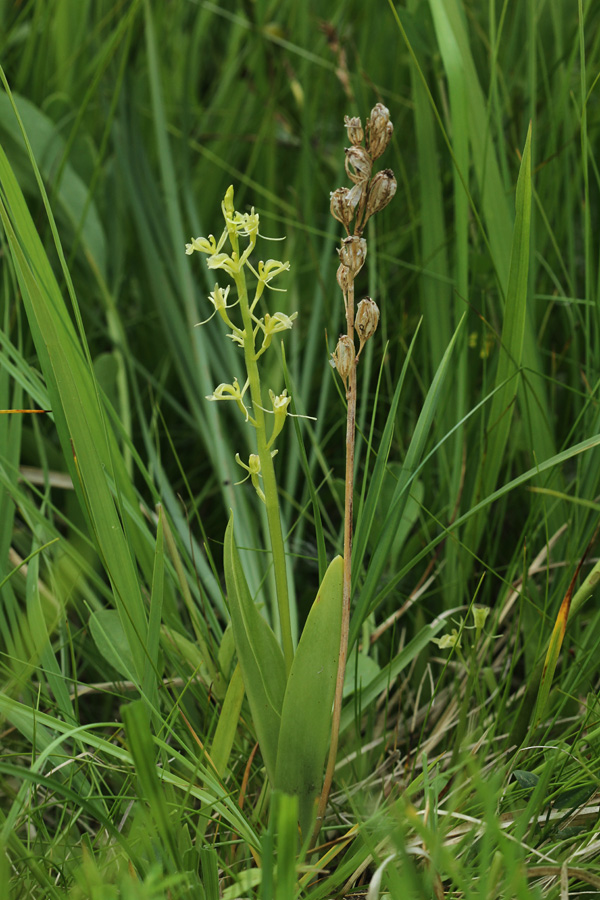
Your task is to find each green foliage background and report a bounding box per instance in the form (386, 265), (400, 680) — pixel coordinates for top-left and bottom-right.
(1, 0), (600, 897)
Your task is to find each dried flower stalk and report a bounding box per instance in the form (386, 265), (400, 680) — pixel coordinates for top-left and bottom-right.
(313, 102), (396, 846)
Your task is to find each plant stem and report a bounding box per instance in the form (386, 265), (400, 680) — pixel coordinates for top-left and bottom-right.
(311, 277), (356, 845)
(234, 266), (294, 675)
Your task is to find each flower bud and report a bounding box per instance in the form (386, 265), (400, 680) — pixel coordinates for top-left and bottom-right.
(365, 169), (397, 221)
(344, 115), (364, 146)
(330, 334), (356, 388)
(330, 187), (357, 230)
(366, 103), (393, 159)
(355, 298), (380, 355)
(344, 145), (372, 184)
(338, 235), (367, 275)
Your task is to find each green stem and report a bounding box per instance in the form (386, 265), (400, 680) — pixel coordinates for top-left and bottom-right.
(234, 264), (294, 676)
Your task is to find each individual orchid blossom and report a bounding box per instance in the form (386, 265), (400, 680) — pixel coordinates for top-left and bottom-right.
(255, 311), (298, 357)
(234, 452), (265, 502)
(185, 230), (227, 257)
(195, 284), (239, 327)
(249, 258), (291, 306)
(266, 389), (292, 449)
(205, 377), (253, 423)
(206, 251), (240, 276)
(431, 628), (462, 650)
(259, 259), (291, 284)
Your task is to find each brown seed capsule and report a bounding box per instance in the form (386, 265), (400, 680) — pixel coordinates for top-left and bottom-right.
(336, 263), (351, 294)
(344, 145), (372, 184)
(366, 103), (393, 159)
(346, 181), (364, 210)
(355, 297), (380, 355)
(344, 115), (364, 146)
(369, 121), (393, 160)
(330, 187), (356, 230)
(338, 235), (367, 275)
(368, 103), (391, 136)
(331, 334), (356, 388)
(364, 169), (397, 222)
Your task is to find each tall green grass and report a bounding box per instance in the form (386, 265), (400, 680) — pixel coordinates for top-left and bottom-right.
(1, 0), (600, 896)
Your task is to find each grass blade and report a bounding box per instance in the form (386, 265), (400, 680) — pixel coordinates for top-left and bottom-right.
(466, 123), (533, 550)
(350, 316), (465, 649)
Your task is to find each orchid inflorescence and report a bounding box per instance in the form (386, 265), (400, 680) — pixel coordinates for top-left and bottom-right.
(186, 186), (298, 501)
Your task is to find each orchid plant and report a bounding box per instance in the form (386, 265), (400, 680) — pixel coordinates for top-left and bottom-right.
(186, 103), (396, 842)
(186, 188), (297, 671)
(186, 187), (343, 840)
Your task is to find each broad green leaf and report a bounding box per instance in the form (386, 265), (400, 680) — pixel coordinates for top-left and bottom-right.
(89, 609), (137, 683)
(224, 514), (286, 784)
(513, 770), (540, 791)
(553, 783), (595, 810)
(275, 555), (343, 839)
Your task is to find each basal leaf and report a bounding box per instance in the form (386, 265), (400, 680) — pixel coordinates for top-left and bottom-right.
(275, 555), (343, 839)
(223, 514), (286, 784)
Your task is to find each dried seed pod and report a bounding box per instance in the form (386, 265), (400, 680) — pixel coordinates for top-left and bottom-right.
(344, 115), (364, 146)
(331, 334), (356, 388)
(336, 263), (351, 294)
(330, 186), (358, 231)
(344, 145), (372, 184)
(355, 297), (380, 355)
(369, 121), (393, 160)
(367, 103), (391, 137)
(366, 103), (393, 159)
(364, 169), (397, 221)
(346, 181), (364, 210)
(338, 235), (367, 276)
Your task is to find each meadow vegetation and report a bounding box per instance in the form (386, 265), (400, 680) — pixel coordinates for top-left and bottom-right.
(1, 0), (600, 897)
